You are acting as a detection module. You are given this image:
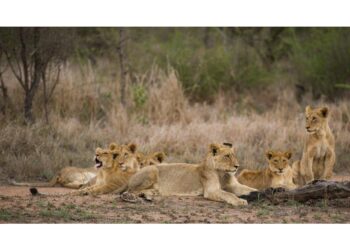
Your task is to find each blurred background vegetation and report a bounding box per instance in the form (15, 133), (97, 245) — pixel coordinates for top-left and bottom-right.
(0, 27), (350, 180)
(1, 27), (350, 123)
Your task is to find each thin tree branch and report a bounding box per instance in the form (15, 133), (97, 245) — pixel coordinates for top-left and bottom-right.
(3, 50), (25, 90)
(48, 64), (61, 100)
(19, 28), (29, 91)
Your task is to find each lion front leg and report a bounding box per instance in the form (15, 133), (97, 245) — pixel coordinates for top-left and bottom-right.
(76, 184), (110, 195)
(204, 189), (248, 206)
(321, 149), (335, 180)
(300, 156), (314, 184)
(127, 166), (159, 193)
(202, 173), (247, 206)
(223, 176), (257, 196)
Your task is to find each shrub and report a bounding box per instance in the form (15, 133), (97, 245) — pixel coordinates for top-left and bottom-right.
(291, 28), (350, 99)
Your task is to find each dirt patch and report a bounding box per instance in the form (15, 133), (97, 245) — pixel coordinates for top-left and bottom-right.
(1, 176), (350, 224)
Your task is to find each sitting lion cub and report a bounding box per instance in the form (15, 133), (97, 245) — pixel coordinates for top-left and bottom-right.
(119, 143), (256, 206)
(237, 150), (297, 191)
(292, 106), (336, 186)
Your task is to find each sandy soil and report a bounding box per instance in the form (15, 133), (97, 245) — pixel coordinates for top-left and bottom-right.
(1, 176), (350, 224)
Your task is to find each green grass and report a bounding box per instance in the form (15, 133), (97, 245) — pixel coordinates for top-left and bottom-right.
(0, 209), (18, 221)
(330, 213), (346, 223)
(256, 208), (271, 217)
(39, 205), (96, 222)
(313, 213), (322, 221)
(285, 199), (302, 207)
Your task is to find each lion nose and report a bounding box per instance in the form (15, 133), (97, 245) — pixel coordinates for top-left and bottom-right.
(234, 165), (240, 169)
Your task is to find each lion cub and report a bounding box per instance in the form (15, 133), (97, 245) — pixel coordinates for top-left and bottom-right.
(237, 150), (297, 190)
(9, 166), (98, 189)
(292, 106), (336, 186)
(136, 151), (166, 168)
(75, 143), (140, 195)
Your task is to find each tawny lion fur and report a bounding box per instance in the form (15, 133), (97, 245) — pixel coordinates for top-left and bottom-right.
(136, 151), (166, 168)
(120, 143), (256, 206)
(9, 166), (98, 189)
(237, 150), (296, 190)
(292, 106), (335, 186)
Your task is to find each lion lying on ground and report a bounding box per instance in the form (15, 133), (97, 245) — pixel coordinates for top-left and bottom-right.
(32, 143), (141, 196)
(292, 106), (336, 186)
(119, 143), (256, 206)
(73, 143), (140, 195)
(237, 150), (297, 191)
(9, 166), (98, 189)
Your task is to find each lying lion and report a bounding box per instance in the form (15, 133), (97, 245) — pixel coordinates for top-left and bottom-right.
(9, 166), (98, 189)
(119, 143), (256, 206)
(237, 150), (297, 191)
(30, 143), (142, 196)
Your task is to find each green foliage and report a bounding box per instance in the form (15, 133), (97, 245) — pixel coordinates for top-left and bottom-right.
(291, 28), (350, 99)
(132, 84), (148, 109)
(335, 84), (350, 90)
(3, 27), (349, 103)
(128, 29), (272, 101)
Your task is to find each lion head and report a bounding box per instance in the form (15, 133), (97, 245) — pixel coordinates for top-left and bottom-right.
(205, 143), (240, 173)
(305, 106), (329, 134)
(265, 150), (292, 175)
(137, 151), (166, 168)
(94, 143), (121, 169)
(117, 143), (140, 173)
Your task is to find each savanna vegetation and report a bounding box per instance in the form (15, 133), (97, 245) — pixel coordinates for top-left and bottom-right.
(0, 27), (349, 183)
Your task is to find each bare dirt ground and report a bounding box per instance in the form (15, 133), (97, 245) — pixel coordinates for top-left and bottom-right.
(1, 175), (350, 224)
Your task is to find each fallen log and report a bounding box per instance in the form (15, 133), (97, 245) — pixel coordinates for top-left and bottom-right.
(240, 180), (350, 204)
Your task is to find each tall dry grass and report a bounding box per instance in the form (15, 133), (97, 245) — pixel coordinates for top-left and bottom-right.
(0, 62), (349, 182)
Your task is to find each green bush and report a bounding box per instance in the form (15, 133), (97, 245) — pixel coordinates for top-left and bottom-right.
(291, 28), (350, 99)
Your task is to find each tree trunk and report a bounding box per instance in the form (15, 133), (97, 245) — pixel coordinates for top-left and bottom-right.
(23, 28), (42, 124)
(0, 74), (8, 115)
(24, 91), (34, 122)
(240, 180), (350, 204)
(42, 72), (49, 124)
(117, 28), (128, 107)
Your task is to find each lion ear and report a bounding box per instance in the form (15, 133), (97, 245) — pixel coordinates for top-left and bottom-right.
(127, 143), (137, 154)
(265, 150), (274, 160)
(112, 153), (119, 159)
(320, 106), (329, 118)
(305, 105), (312, 114)
(109, 143), (118, 151)
(284, 151), (292, 160)
(153, 152), (166, 163)
(209, 144), (220, 156)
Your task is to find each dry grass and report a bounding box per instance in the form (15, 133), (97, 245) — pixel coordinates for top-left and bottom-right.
(0, 62), (349, 181)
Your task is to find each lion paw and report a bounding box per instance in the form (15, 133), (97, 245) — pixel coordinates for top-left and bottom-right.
(121, 192), (140, 203)
(238, 199), (248, 206)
